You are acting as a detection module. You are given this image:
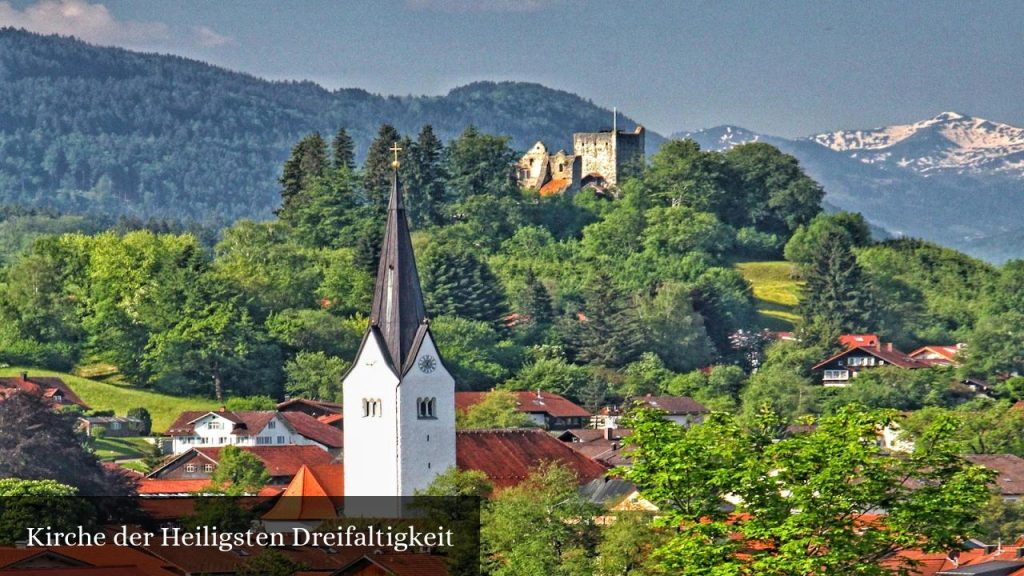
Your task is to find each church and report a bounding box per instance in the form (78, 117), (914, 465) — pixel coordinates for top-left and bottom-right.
(342, 149), (606, 515)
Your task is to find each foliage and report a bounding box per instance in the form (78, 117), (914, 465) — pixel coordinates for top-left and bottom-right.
(595, 512), (666, 576)
(457, 389), (532, 429)
(284, 351), (349, 403)
(567, 270), (644, 369)
(224, 395), (277, 411)
(481, 463), (601, 576)
(209, 445), (270, 495)
(620, 406), (995, 575)
(0, 479), (94, 545)
(126, 407), (152, 435)
(430, 316), (521, 391)
(237, 550), (306, 576)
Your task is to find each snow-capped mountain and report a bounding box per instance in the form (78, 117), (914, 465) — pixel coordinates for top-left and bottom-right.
(810, 112), (1024, 176)
(672, 113), (1024, 263)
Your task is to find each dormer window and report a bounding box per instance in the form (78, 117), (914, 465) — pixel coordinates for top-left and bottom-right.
(52, 393), (63, 404)
(268, 420), (276, 429)
(417, 397), (436, 419)
(208, 421), (222, 430)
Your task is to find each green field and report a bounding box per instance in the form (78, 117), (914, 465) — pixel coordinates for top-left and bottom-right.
(0, 367), (219, 432)
(88, 436), (152, 461)
(736, 261), (803, 331)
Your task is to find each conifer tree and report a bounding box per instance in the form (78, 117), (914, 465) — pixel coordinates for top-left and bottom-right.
(278, 132), (328, 215)
(331, 127), (355, 171)
(421, 245), (508, 327)
(363, 124), (403, 211)
(571, 270), (644, 368)
(404, 125), (446, 227)
(798, 229), (876, 336)
(512, 269), (554, 343)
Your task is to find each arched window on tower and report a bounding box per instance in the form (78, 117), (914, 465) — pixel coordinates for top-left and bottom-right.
(417, 397), (436, 419)
(362, 398), (382, 418)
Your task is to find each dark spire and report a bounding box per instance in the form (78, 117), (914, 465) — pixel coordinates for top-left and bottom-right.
(369, 157), (428, 373)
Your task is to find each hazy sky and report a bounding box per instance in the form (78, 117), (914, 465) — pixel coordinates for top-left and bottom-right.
(3, 0), (1023, 137)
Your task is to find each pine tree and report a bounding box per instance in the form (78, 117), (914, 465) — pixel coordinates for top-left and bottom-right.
(331, 127), (355, 171)
(421, 246), (509, 327)
(278, 132), (328, 215)
(363, 124), (403, 211)
(404, 125), (446, 227)
(513, 268), (554, 341)
(571, 270), (644, 368)
(798, 230), (876, 335)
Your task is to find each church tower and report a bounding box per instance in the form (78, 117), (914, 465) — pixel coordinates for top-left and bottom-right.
(343, 150), (456, 515)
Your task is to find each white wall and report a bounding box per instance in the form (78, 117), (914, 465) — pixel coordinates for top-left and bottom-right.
(170, 413), (323, 454)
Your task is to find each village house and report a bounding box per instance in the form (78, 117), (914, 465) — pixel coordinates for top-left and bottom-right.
(558, 427), (634, 467)
(455, 390), (592, 430)
(146, 445), (335, 485)
(77, 415), (145, 437)
(812, 342), (930, 386)
(0, 372), (88, 409)
(596, 395), (708, 428)
(164, 409), (342, 456)
(909, 344), (966, 367)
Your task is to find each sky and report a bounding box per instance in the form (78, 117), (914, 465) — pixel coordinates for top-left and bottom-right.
(2, 0), (1022, 138)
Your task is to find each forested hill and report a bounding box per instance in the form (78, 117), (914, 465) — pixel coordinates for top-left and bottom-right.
(0, 29), (661, 222)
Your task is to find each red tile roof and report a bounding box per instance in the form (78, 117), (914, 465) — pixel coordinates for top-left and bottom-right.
(0, 374), (88, 409)
(195, 445), (334, 477)
(838, 334), (880, 348)
(812, 344), (928, 371)
(336, 553), (451, 576)
(456, 429), (608, 490)
(281, 411), (343, 448)
(0, 547), (179, 576)
(966, 454), (1024, 497)
(539, 177), (572, 196)
(455, 390), (590, 419)
(277, 398), (344, 414)
(135, 478), (212, 495)
(908, 344), (964, 366)
(263, 464), (342, 520)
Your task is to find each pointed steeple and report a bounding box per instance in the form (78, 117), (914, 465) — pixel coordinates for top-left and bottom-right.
(368, 151), (428, 374)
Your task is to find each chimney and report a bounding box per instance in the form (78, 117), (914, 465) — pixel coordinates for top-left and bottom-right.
(536, 389), (542, 399)
(874, 340), (881, 350)
(886, 343), (893, 352)
(219, 406), (226, 413)
(604, 427), (614, 441)
(19, 371), (28, 382)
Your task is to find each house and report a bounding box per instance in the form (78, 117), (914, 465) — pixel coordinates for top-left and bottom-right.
(965, 454), (1024, 502)
(0, 372), (88, 409)
(839, 334), (880, 349)
(596, 395), (708, 428)
(558, 428), (634, 467)
(277, 398), (343, 419)
(77, 415), (145, 438)
(263, 464), (344, 532)
(812, 342), (929, 386)
(0, 546), (180, 576)
(456, 429), (608, 491)
(909, 344), (966, 367)
(455, 390), (591, 430)
(164, 409), (342, 455)
(146, 445), (335, 485)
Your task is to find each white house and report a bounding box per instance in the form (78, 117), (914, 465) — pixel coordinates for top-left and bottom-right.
(343, 164), (456, 517)
(165, 409), (343, 455)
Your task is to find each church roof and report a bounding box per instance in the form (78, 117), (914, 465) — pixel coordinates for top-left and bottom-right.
(368, 169), (429, 374)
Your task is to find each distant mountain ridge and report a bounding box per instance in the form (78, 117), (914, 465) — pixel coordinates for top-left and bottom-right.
(676, 114), (1024, 263)
(0, 29), (658, 222)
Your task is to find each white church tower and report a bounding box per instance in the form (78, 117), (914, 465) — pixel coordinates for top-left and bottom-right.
(343, 149), (456, 515)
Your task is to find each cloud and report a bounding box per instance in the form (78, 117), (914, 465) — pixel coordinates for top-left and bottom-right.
(406, 0), (557, 13)
(193, 25), (234, 48)
(0, 0), (232, 49)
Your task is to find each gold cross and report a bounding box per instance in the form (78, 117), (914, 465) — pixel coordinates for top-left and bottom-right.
(390, 143), (402, 169)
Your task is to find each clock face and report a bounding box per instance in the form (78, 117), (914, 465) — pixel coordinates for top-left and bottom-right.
(418, 354), (437, 374)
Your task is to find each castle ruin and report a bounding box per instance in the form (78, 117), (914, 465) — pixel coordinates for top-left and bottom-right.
(517, 125), (645, 196)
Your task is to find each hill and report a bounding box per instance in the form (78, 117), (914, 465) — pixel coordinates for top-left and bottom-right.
(0, 366), (219, 432)
(0, 29), (662, 222)
(735, 261), (802, 331)
(677, 115), (1024, 263)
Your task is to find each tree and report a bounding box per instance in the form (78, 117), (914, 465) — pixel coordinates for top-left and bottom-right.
(504, 356), (592, 403)
(740, 363), (817, 424)
(595, 511), (666, 576)
(0, 392), (135, 498)
(225, 395), (277, 411)
(331, 127), (355, 171)
(430, 315), (521, 390)
(210, 445), (270, 495)
(0, 479), (94, 545)
(278, 132), (328, 215)
(797, 228), (876, 337)
(404, 124), (446, 227)
(637, 281), (714, 373)
(417, 469), (491, 576)
(569, 270), (644, 368)
(482, 463), (600, 576)
(421, 242), (509, 327)
(642, 139), (736, 218)
(457, 389), (532, 429)
(621, 406), (994, 575)
(285, 351), (349, 402)
(444, 125), (517, 202)
(238, 550), (305, 576)
(510, 269), (554, 343)
(961, 312), (1024, 380)
(363, 124), (403, 211)
(127, 407), (152, 435)
(724, 142), (824, 236)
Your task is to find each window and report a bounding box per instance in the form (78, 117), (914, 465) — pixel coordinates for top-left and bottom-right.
(219, 437), (227, 444)
(848, 356), (876, 367)
(208, 421), (222, 430)
(257, 436), (271, 445)
(53, 394), (63, 404)
(277, 436), (285, 444)
(268, 420), (276, 429)
(185, 464), (196, 473)
(204, 464), (214, 472)
(824, 370), (850, 381)
(362, 398), (382, 418)
(417, 397), (436, 419)
(110, 422), (121, 430)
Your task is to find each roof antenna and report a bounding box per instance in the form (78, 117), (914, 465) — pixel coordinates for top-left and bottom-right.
(613, 106), (617, 133)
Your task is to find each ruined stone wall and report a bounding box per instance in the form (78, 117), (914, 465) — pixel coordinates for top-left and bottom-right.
(615, 127), (646, 182)
(573, 132), (617, 184)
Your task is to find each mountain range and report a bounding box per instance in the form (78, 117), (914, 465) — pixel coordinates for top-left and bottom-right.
(678, 113), (1024, 262)
(0, 29), (1020, 262)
